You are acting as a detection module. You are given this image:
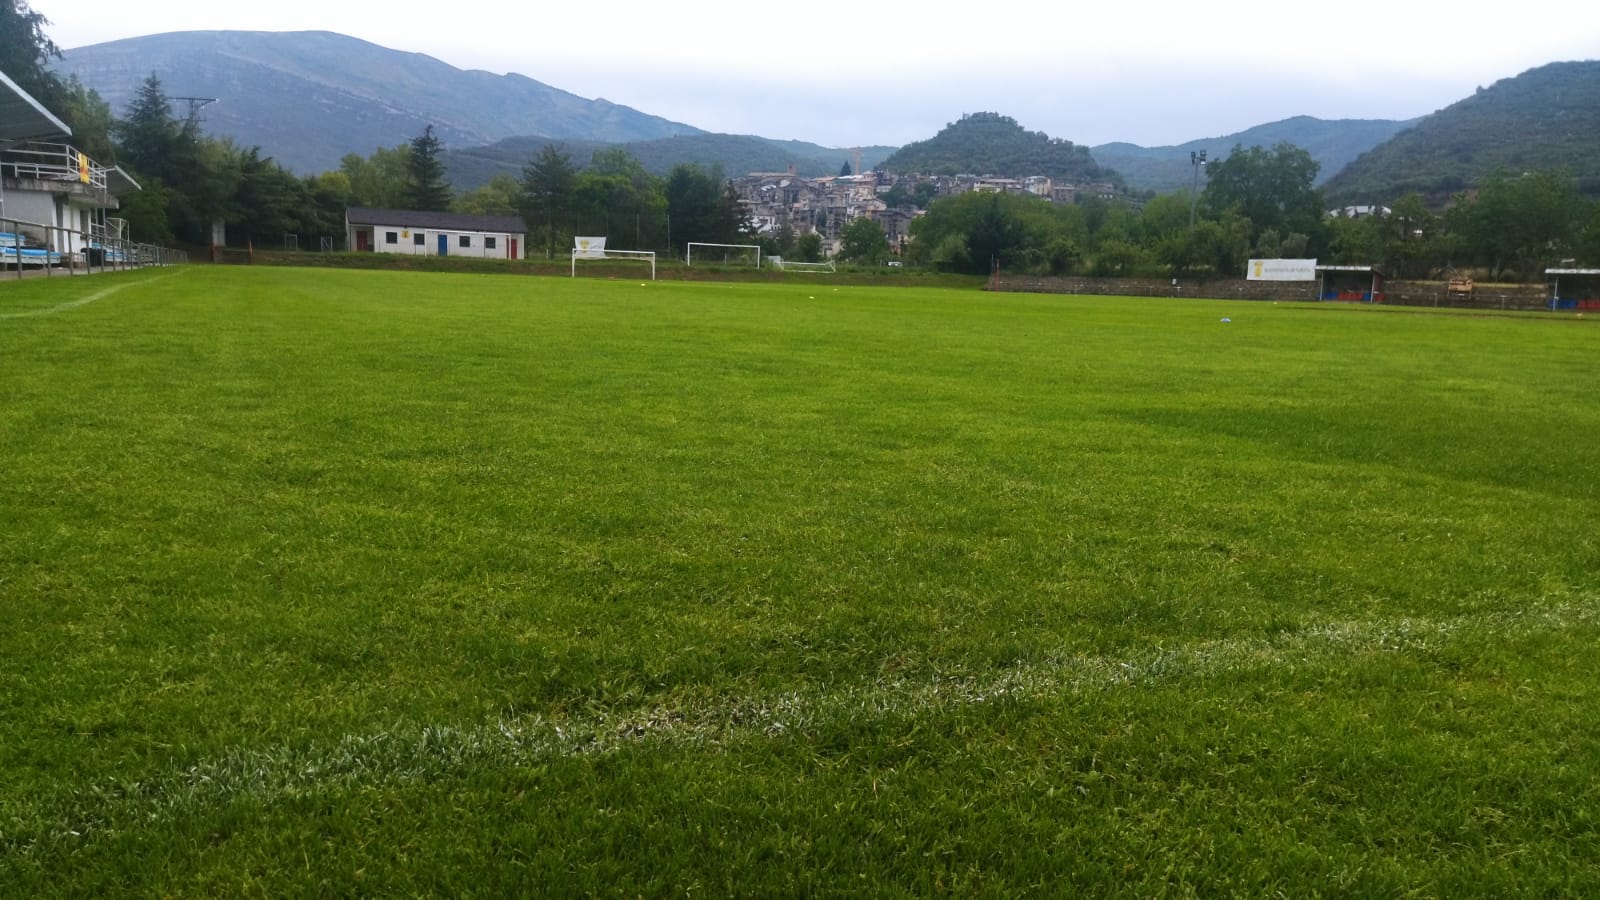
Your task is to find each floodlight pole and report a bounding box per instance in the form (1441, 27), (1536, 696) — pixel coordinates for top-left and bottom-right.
(1189, 150), (1207, 229)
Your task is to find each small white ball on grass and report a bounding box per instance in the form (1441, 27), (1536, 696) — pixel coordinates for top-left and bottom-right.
(1220, 317), (1232, 323)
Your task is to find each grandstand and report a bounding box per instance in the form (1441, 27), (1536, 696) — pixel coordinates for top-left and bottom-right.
(1, 67), (183, 275)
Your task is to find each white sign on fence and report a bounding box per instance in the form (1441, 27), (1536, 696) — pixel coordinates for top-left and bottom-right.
(574, 236), (607, 259)
(1246, 258), (1318, 282)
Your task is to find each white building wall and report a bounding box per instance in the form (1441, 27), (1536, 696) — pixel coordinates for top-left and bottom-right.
(361, 221), (524, 260)
(1, 190), (56, 235)
(0, 190), (87, 254)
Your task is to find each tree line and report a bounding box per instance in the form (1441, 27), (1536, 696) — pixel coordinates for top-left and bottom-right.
(906, 143), (1600, 282)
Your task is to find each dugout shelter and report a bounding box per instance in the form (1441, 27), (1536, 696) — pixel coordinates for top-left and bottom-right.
(1316, 265), (1384, 303)
(1546, 268), (1600, 311)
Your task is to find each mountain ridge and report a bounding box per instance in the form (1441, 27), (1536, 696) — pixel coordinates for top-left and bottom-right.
(54, 30), (704, 173)
(1092, 115), (1418, 194)
(54, 29), (1585, 201)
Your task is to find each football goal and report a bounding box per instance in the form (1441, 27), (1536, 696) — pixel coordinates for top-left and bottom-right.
(571, 236), (656, 280)
(770, 256), (835, 274)
(686, 242), (761, 269)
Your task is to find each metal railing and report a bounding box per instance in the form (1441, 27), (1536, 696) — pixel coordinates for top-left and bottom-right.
(1, 143), (110, 192)
(0, 213), (188, 280)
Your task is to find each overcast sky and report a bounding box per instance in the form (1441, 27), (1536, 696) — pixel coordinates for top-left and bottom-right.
(41, 0), (1600, 148)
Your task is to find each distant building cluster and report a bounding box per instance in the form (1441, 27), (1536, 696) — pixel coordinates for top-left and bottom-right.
(732, 169), (1120, 256)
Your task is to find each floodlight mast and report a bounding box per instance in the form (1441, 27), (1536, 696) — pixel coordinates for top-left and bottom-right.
(1189, 150), (1207, 229)
(173, 97), (218, 132)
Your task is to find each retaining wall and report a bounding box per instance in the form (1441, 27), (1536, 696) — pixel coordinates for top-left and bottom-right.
(995, 275), (1556, 312)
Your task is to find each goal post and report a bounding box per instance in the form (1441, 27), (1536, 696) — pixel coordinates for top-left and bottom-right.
(571, 235), (656, 280)
(770, 256), (835, 274)
(686, 242), (762, 269)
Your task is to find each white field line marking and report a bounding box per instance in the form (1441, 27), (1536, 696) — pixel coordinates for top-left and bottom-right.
(0, 271), (182, 320)
(6, 596), (1597, 856)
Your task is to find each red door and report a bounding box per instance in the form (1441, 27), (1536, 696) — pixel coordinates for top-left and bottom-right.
(510, 238), (519, 260)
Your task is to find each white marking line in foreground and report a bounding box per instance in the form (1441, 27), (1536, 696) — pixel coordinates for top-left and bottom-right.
(8, 595), (1597, 855)
(0, 271), (182, 319)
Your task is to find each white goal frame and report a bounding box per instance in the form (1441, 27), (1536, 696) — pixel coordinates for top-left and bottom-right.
(686, 242), (762, 268)
(571, 248), (657, 280)
(771, 257), (836, 273)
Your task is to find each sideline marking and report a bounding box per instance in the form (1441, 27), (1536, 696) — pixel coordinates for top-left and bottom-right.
(0, 271), (183, 320)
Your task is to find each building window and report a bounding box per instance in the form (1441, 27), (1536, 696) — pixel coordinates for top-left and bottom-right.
(485, 237), (497, 250)
(385, 231), (398, 244)
(459, 235), (472, 248)
(413, 232), (425, 245)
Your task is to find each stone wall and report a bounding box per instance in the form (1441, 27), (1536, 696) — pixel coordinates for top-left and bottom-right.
(995, 275), (1555, 311)
(1382, 281), (1552, 311)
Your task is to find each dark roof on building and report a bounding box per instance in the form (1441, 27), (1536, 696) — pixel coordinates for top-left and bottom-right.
(346, 207), (526, 233)
(0, 68), (71, 142)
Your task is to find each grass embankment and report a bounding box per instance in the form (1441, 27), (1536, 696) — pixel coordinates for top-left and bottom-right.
(2, 267), (1598, 894)
(247, 248), (986, 289)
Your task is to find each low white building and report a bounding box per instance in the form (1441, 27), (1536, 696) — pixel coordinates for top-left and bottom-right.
(346, 208), (528, 260)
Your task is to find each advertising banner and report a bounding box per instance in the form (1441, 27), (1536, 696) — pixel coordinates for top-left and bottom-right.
(1247, 258), (1318, 281)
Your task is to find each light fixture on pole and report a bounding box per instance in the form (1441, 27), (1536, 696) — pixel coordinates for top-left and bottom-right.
(1189, 150), (1208, 229)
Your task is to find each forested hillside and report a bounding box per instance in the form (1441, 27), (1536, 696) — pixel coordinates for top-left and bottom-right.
(879, 113), (1116, 184)
(1324, 61), (1600, 203)
(445, 134), (895, 189)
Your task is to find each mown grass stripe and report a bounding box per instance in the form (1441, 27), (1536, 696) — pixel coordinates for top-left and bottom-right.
(6, 593), (1593, 860)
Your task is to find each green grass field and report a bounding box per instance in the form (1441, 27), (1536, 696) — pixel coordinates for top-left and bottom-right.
(3, 266), (1598, 895)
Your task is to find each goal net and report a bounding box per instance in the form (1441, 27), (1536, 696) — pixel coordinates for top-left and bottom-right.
(770, 256), (835, 273)
(570, 236), (656, 280)
(686, 242), (761, 268)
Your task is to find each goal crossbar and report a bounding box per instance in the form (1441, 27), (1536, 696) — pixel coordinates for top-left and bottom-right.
(571, 248), (656, 280)
(686, 242), (761, 268)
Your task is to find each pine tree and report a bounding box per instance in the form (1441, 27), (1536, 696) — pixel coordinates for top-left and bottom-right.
(114, 74), (182, 179)
(519, 144), (576, 258)
(405, 125), (452, 211)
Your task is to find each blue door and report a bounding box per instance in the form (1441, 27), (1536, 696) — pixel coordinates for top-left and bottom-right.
(437, 234), (448, 257)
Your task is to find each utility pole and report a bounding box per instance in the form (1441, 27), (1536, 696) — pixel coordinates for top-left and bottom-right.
(1189, 150), (1207, 229)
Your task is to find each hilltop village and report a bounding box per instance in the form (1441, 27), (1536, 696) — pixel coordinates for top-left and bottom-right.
(732, 169), (1122, 256)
